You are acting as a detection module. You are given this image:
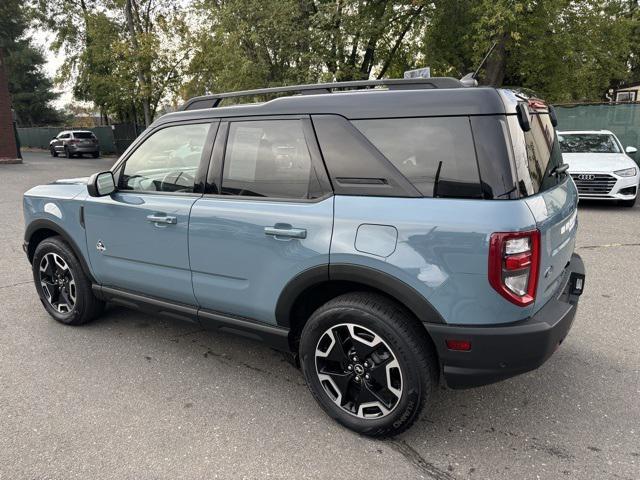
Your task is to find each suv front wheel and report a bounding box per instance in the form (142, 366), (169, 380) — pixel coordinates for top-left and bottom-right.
(299, 292), (437, 437)
(32, 236), (104, 325)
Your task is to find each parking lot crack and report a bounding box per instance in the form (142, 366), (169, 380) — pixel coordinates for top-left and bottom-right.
(578, 242), (640, 250)
(0, 280), (32, 290)
(387, 439), (457, 480)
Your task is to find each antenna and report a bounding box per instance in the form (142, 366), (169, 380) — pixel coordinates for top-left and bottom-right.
(460, 41), (497, 87)
(473, 42), (497, 79)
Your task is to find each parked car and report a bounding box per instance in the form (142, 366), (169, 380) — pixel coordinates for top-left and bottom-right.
(50, 130), (100, 158)
(559, 130), (639, 207)
(23, 79), (585, 437)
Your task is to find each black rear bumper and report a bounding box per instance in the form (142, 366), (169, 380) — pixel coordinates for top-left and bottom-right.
(426, 253), (585, 389)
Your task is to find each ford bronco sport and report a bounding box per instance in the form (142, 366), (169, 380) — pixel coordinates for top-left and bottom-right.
(23, 78), (585, 437)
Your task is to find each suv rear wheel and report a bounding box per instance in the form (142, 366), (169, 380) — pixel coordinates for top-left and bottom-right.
(299, 292), (437, 437)
(32, 236), (104, 325)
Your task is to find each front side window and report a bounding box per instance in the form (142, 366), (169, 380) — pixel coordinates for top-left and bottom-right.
(558, 133), (621, 154)
(221, 120), (319, 199)
(352, 117), (482, 198)
(120, 123), (211, 193)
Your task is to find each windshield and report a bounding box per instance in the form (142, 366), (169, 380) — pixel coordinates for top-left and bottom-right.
(558, 134), (621, 154)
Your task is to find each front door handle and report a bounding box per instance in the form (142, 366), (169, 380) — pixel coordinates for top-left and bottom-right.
(146, 214), (177, 225)
(264, 225), (307, 239)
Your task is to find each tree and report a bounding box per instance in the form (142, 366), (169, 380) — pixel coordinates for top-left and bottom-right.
(422, 0), (633, 102)
(40, 0), (191, 126)
(1, 0), (62, 126)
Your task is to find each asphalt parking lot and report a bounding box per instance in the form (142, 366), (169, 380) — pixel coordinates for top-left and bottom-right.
(1, 151), (638, 480)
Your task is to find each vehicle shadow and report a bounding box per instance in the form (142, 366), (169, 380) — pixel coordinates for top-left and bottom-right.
(577, 198), (636, 210)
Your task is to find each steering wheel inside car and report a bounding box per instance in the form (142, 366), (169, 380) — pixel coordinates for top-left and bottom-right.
(159, 170), (196, 192)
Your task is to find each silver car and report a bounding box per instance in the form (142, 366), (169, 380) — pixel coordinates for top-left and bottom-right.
(49, 130), (100, 158)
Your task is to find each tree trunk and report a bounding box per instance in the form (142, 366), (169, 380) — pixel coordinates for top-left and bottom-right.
(124, 0), (152, 127)
(483, 35), (508, 86)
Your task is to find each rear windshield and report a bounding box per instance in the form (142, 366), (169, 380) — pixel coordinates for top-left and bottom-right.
(510, 111), (564, 196)
(558, 133), (621, 154)
(352, 117), (482, 198)
(73, 132), (95, 139)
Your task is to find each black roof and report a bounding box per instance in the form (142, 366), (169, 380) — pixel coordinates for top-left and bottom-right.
(157, 79), (507, 126)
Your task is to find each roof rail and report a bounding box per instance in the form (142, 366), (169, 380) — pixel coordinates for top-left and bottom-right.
(179, 77), (464, 111)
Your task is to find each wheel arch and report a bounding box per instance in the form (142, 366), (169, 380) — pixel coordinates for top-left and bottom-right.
(276, 264), (445, 353)
(25, 219), (96, 283)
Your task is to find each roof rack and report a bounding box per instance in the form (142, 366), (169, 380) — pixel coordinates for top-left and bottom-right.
(179, 77), (464, 111)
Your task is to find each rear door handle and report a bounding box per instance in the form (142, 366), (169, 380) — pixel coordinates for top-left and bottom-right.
(264, 225), (307, 239)
(146, 214), (177, 225)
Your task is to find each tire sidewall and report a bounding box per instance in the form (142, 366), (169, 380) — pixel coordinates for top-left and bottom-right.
(32, 238), (91, 325)
(300, 304), (427, 436)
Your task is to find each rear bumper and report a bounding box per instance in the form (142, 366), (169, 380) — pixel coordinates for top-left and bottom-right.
(426, 253), (585, 389)
(68, 145), (99, 153)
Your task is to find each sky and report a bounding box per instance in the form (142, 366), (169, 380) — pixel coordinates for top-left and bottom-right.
(31, 28), (74, 109)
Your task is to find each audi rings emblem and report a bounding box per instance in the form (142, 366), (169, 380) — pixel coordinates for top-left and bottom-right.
(577, 174), (596, 181)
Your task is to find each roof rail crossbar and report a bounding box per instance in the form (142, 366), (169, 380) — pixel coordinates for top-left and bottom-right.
(179, 77), (463, 111)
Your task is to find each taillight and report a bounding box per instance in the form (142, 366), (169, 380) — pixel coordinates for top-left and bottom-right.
(488, 230), (540, 306)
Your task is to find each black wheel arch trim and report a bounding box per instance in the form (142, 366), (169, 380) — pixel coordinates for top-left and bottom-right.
(24, 219), (96, 283)
(275, 263), (445, 328)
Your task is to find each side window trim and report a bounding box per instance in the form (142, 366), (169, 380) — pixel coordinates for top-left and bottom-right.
(114, 120), (217, 196)
(205, 116), (333, 202)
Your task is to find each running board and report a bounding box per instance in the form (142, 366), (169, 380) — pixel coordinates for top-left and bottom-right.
(92, 285), (290, 351)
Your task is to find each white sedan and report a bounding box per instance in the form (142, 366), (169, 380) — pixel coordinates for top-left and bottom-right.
(559, 130), (639, 207)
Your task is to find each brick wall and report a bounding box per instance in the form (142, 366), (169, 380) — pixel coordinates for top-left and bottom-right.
(0, 50), (19, 161)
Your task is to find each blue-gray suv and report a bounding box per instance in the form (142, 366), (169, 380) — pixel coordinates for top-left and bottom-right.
(23, 79), (585, 436)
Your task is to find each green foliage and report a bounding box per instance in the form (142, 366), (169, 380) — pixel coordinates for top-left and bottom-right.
(1, 0), (63, 126)
(423, 0), (634, 102)
(35, 0), (640, 118)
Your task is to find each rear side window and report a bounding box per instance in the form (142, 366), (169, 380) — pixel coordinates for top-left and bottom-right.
(509, 111), (563, 196)
(352, 117), (482, 198)
(221, 120), (320, 199)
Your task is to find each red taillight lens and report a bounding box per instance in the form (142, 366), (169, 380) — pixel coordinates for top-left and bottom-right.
(488, 230), (540, 306)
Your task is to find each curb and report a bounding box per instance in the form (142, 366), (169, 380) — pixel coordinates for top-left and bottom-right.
(0, 158), (22, 164)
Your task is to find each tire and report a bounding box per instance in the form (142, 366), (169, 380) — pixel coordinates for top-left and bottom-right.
(50, 147), (58, 157)
(299, 292), (437, 437)
(32, 236), (104, 325)
(92, 151), (99, 158)
(620, 197), (636, 207)
(64, 146), (72, 158)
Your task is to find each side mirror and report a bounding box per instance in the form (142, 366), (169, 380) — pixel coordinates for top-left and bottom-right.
(625, 146), (637, 154)
(548, 105), (559, 127)
(516, 102), (531, 132)
(87, 171), (116, 197)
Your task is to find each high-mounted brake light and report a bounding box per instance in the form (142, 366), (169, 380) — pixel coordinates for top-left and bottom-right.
(488, 230), (540, 306)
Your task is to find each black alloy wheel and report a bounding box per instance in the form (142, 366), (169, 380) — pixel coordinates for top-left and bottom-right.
(300, 292), (437, 437)
(38, 252), (76, 314)
(315, 323), (403, 419)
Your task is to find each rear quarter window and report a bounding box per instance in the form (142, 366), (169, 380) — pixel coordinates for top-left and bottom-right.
(351, 117), (482, 198)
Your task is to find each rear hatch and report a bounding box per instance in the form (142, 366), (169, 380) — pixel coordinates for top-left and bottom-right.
(502, 94), (579, 314)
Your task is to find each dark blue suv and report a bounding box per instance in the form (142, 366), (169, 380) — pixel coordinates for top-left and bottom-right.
(23, 79), (585, 436)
